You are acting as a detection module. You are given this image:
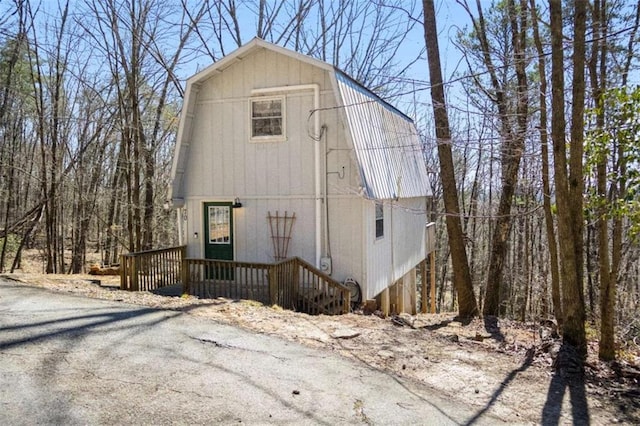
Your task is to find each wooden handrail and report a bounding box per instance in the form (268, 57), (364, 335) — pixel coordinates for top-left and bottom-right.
(287, 257), (350, 291)
(121, 245), (187, 257)
(121, 248), (350, 315)
(182, 256), (350, 315)
(120, 246), (186, 292)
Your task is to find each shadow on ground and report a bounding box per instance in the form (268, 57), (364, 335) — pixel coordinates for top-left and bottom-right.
(0, 306), (175, 351)
(463, 347), (534, 425)
(541, 343), (590, 425)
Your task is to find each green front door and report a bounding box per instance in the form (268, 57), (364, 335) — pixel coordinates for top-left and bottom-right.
(204, 202), (234, 279)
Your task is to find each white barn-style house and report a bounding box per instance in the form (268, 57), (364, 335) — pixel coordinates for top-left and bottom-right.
(170, 38), (435, 314)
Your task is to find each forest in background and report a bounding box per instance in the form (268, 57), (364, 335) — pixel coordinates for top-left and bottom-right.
(0, 0), (639, 361)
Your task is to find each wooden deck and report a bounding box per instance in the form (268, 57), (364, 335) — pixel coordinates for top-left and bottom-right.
(120, 246), (185, 292)
(121, 247), (350, 315)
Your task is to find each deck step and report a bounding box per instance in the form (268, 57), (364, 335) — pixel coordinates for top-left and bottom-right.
(298, 290), (345, 315)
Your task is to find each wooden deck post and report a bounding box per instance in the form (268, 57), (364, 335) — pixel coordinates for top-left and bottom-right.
(291, 259), (299, 304)
(380, 287), (390, 317)
(430, 251), (436, 313)
(268, 265), (278, 306)
(132, 257), (139, 292)
(120, 255), (127, 290)
(407, 269), (417, 315)
(180, 246), (188, 295)
(397, 278), (404, 314)
(343, 290), (351, 314)
(182, 258), (190, 295)
(420, 258), (428, 314)
(289, 260), (296, 308)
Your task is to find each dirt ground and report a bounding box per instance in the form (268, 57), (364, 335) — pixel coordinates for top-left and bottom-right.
(2, 252), (639, 424)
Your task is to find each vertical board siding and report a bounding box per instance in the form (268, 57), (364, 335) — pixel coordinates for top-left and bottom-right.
(361, 197), (428, 300)
(189, 50), (322, 199)
(326, 197), (363, 285)
(391, 197), (428, 276)
(185, 197), (316, 265)
(183, 47), (335, 268)
(364, 201), (393, 300)
(232, 100), (246, 194)
(177, 43), (430, 305)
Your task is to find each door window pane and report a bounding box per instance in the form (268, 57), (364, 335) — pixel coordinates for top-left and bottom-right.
(208, 206), (230, 244)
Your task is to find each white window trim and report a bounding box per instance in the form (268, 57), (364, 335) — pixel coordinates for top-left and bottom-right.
(375, 202), (384, 240)
(249, 95), (286, 142)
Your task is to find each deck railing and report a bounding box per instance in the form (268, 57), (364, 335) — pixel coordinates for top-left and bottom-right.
(120, 246), (186, 292)
(182, 258), (272, 302)
(119, 247), (350, 315)
(290, 258), (351, 315)
(183, 256), (351, 315)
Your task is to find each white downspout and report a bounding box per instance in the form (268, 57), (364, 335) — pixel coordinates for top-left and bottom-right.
(250, 84), (322, 268)
(390, 201), (394, 285)
(323, 127), (330, 259)
(176, 208), (183, 245)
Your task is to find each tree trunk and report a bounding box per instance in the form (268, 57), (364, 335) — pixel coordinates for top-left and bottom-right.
(585, 222), (597, 322)
(588, 0), (612, 360)
(459, 0), (529, 317)
(530, 0), (562, 324)
(550, 0), (587, 355)
(423, 0), (478, 318)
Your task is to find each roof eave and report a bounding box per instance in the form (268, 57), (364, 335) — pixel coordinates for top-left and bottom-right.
(187, 38), (334, 87)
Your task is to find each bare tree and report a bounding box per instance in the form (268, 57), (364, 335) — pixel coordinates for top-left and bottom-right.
(585, 0), (640, 360)
(530, 0), (562, 323)
(191, 0), (424, 98)
(0, 1), (29, 272)
(423, 0), (478, 318)
(457, 0), (530, 317)
(79, 0), (205, 253)
(588, 0), (613, 361)
(550, 0), (587, 355)
(24, 0), (75, 273)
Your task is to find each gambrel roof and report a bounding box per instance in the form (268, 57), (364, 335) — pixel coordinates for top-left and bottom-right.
(170, 38), (431, 205)
(334, 70), (431, 200)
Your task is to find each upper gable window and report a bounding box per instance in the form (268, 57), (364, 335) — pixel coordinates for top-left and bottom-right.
(250, 96), (285, 141)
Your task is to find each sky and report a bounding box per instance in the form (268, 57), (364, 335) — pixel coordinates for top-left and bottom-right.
(23, 0), (639, 130)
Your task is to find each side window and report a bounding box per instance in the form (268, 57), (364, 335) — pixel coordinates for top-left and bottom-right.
(375, 202), (384, 239)
(250, 96), (285, 141)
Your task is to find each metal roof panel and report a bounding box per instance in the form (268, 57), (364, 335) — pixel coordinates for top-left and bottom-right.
(335, 71), (432, 200)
